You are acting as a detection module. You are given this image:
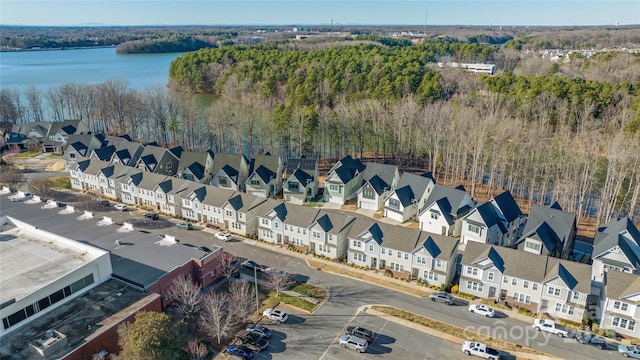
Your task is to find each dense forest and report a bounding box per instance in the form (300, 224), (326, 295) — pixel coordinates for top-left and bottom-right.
(1, 27), (639, 227)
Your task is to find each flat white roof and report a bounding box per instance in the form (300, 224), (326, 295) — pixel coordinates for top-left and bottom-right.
(0, 222), (98, 305)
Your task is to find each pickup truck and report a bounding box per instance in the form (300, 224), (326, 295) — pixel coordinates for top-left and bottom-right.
(461, 341), (501, 360)
(532, 319), (570, 337)
(575, 332), (607, 349)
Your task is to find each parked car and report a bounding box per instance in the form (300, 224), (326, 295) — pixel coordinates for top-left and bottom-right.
(618, 344), (640, 358)
(197, 246), (212, 253)
(97, 199), (110, 207)
(246, 324), (272, 339)
(461, 341), (500, 360)
(263, 308), (288, 323)
(575, 332), (607, 349)
(346, 326), (374, 343)
(224, 344), (253, 360)
(532, 319), (569, 337)
(429, 292), (454, 305)
(215, 231), (232, 241)
(239, 332), (269, 352)
(113, 204), (128, 211)
(242, 260), (266, 272)
(339, 335), (369, 353)
(176, 221), (193, 230)
(468, 304), (496, 318)
(143, 211), (159, 220)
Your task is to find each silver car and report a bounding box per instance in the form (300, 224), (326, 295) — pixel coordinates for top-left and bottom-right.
(339, 335), (369, 353)
(429, 292), (454, 305)
(618, 344), (640, 358)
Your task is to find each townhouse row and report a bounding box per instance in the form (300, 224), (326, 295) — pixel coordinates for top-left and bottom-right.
(70, 157), (640, 340)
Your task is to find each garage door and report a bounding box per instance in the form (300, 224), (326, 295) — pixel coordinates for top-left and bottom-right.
(359, 201), (378, 210)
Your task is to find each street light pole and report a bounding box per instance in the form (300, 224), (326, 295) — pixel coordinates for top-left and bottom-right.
(254, 267), (259, 313)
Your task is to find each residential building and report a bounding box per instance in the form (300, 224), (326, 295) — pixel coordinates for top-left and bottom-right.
(221, 192), (269, 236)
(515, 203), (577, 259)
(210, 153), (249, 192)
(283, 158), (318, 204)
(110, 140), (145, 167)
(201, 186), (235, 229)
(135, 144), (181, 176)
(384, 172), (436, 223)
(62, 134), (103, 168)
(177, 150), (215, 184)
(257, 202), (320, 247)
(324, 155), (366, 204)
(42, 120), (90, 153)
(599, 270), (640, 339)
(419, 184), (474, 236)
(591, 217), (640, 286)
(460, 191), (525, 247)
(460, 242), (592, 323)
(356, 162), (399, 211)
(245, 154), (283, 198)
(309, 210), (358, 259)
(411, 234), (459, 286)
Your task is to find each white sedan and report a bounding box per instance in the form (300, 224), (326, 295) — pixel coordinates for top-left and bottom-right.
(214, 232), (232, 241)
(468, 304), (496, 318)
(113, 204), (129, 211)
(263, 308), (288, 323)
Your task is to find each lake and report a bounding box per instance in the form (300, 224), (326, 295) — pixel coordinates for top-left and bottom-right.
(0, 47), (184, 91)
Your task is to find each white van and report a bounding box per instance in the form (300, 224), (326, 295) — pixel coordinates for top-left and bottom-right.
(339, 335), (369, 353)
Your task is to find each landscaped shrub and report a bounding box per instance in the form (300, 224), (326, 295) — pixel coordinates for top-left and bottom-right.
(457, 292), (475, 300)
(605, 329), (616, 338)
(518, 308), (535, 317)
(451, 285), (459, 294)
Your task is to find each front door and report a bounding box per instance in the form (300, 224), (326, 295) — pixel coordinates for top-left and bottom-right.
(500, 289), (507, 301)
(277, 233), (282, 244)
(371, 257), (377, 269)
(380, 259), (386, 269)
(310, 242), (315, 252)
(488, 286), (496, 298)
(441, 226), (447, 235)
(412, 268), (419, 279)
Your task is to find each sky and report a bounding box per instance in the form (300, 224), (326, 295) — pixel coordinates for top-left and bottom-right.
(1, 0), (638, 27)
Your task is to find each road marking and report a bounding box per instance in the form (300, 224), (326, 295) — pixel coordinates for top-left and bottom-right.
(318, 305), (369, 359)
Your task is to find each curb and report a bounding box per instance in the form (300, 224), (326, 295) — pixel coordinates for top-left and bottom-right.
(364, 306), (562, 360)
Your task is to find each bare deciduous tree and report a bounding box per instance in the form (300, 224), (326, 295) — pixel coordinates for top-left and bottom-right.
(198, 292), (237, 344)
(227, 279), (255, 320)
(28, 178), (54, 198)
(0, 163), (24, 187)
(183, 339), (209, 360)
(167, 274), (203, 322)
(263, 270), (295, 297)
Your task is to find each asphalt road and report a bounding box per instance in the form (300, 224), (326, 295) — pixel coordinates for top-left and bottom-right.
(0, 191), (618, 360)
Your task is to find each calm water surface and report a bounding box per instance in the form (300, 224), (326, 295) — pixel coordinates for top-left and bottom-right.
(0, 47), (184, 91)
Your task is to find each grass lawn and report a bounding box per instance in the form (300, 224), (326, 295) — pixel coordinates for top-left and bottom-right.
(14, 151), (41, 158)
(290, 282), (326, 301)
(50, 177), (71, 189)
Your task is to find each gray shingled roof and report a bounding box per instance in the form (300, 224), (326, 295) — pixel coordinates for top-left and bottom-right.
(250, 154), (280, 174)
(462, 242), (591, 292)
(393, 172), (435, 206)
(261, 202), (321, 228)
(291, 168), (314, 185)
(604, 270), (640, 300)
(422, 184), (473, 218)
(226, 192), (268, 212)
(517, 205), (576, 252)
(593, 218), (640, 268)
(201, 185), (234, 207)
(178, 151), (212, 173)
(93, 145), (116, 161)
(212, 153), (246, 174)
(413, 233), (459, 260)
(363, 162), (397, 186)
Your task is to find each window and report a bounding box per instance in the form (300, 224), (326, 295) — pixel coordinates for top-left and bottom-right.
(572, 292), (580, 301)
(532, 283), (538, 291)
(466, 267), (478, 276)
(369, 244), (374, 252)
(288, 181), (299, 191)
(352, 240), (361, 248)
(404, 253), (409, 260)
(329, 184), (341, 193)
(555, 303), (575, 315)
(353, 253), (366, 262)
(435, 259), (442, 268)
(503, 276), (509, 284)
(622, 303), (629, 311)
(381, 248), (386, 255)
(468, 224), (480, 234)
(397, 251), (402, 259)
(547, 287), (561, 296)
(488, 272), (494, 281)
(362, 189), (374, 199)
(388, 198), (400, 210)
(417, 256), (426, 265)
(466, 281), (484, 292)
(430, 210), (440, 219)
(389, 250), (394, 256)
(523, 280), (529, 289)
(513, 292), (532, 304)
(525, 241), (541, 252)
(511, 278), (517, 286)
(427, 272), (439, 281)
(219, 177), (228, 187)
(250, 179), (261, 186)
